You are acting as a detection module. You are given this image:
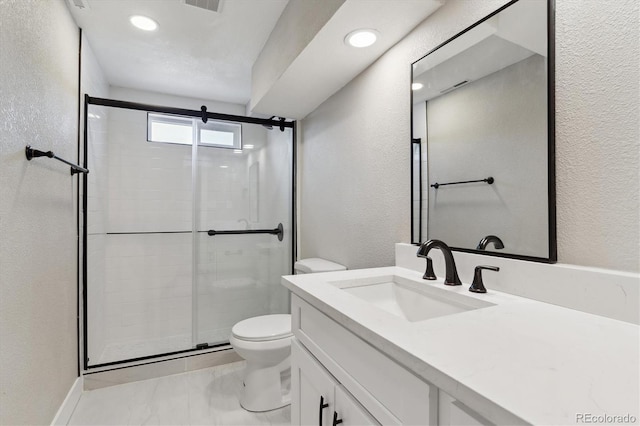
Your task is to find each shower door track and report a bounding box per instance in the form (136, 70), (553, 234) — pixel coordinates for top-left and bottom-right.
(81, 95), (297, 371)
(86, 96), (295, 129)
(86, 343), (232, 371)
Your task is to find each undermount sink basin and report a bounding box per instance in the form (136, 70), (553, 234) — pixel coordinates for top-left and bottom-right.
(332, 275), (495, 322)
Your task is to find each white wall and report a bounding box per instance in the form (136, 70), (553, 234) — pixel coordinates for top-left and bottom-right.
(424, 54), (548, 257)
(0, 1), (80, 424)
(300, 0), (639, 273)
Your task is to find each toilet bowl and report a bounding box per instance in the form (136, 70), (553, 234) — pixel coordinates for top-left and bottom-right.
(230, 314), (293, 412)
(230, 258), (346, 412)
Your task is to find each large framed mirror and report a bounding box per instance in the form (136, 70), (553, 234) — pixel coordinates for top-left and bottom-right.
(411, 0), (556, 262)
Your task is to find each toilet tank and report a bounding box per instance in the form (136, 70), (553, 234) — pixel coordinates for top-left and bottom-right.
(294, 258), (347, 274)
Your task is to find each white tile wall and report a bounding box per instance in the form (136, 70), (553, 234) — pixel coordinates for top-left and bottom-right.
(95, 233), (192, 364)
(107, 108), (193, 233)
(85, 105), (110, 364)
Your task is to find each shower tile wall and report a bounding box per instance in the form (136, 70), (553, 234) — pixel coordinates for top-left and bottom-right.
(83, 35), (110, 365)
(86, 110), (109, 363)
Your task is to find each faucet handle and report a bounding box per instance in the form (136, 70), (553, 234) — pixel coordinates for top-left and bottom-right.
(423, 257), (437, 280)
(469, 265), (499, 293)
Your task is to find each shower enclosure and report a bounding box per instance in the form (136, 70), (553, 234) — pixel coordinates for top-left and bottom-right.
(81, 96), (295, 368)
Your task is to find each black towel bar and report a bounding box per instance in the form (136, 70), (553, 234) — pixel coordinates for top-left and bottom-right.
(431, 177), (493, 189)
(25, 145), (89, 175)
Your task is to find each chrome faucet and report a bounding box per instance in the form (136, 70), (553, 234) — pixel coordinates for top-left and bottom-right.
(237, 218), (250, 230)
(476, 235), (504, 250)
(416, 239), (462, 286)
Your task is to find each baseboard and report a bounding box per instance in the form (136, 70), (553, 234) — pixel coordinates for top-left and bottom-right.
(51, 376), (83, 425)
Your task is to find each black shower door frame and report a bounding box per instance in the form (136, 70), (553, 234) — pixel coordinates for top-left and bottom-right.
(80, 95), (297, 370)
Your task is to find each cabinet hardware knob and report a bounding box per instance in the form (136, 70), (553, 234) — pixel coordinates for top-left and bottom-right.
(319, 396), (329, 425)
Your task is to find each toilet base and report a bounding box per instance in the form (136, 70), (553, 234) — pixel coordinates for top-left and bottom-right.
(240, 357), (291, 412)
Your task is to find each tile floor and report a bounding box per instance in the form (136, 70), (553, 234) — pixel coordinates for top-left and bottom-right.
(68, 361), (291, 425)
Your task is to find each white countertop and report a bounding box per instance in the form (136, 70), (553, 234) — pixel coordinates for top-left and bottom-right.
(282, 266), (640, 425)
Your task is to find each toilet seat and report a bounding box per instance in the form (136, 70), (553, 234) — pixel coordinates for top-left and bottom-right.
(232, 314), (292, 342)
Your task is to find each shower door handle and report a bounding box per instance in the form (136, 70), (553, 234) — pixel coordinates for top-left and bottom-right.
(206, 223), (283, 241)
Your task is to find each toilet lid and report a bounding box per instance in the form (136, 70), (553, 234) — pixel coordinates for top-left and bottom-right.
(231, 314), (292, 342)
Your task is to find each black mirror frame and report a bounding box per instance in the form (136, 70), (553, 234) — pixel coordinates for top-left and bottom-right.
(410, 0), (557, 264)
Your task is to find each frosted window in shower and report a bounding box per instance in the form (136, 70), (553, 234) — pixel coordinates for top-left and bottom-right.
(198, 120), (241, 149)
(148, 112), (242, 150)
(148, 113), (193, 145)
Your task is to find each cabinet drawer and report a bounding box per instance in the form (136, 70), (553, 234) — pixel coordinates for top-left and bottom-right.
(292, 295), (435, 425)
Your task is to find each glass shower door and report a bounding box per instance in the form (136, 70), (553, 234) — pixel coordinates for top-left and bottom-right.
(192, 122), (292, 348)
(85, 103), (195, 367)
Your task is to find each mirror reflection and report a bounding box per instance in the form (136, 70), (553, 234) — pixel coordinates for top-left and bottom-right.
(411, 0), (553, 260)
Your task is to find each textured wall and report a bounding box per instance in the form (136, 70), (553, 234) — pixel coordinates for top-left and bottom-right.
(0, 1), (80, 424)
(300, 0), (639, 273)
(555, 0), (639, 272)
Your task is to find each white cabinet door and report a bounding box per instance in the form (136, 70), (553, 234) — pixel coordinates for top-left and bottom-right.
(334, 385), (380, 426)
(293, 339), (381, 426)
(292, 339), (339, 426)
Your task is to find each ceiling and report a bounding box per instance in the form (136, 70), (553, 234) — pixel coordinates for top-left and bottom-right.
(68, 0), (445, 118)
(250, 0), (443, 119)
(412, 0), (547, 104)
(413, 35), (536, 103)
(67, 0), (289, 105)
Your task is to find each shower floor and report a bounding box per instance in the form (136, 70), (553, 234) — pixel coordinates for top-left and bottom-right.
(69, 361), (290, 425)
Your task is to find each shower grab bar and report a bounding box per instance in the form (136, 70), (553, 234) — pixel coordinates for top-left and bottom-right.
(207, 223), (284, 241)
(430, 176), (493, 189)
(25, 145), (89, 175)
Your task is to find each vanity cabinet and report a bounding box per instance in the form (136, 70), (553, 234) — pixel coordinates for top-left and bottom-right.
(438, 391), (490, 426)
(290, 294), (496, 426)
(292, 339), (379, 425)
(291, 295), (435, 425)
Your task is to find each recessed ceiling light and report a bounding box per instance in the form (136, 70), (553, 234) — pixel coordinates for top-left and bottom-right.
(244, 144), (254, 150)
(220, 165), (228, 169)
(233, 149), (242, 154)
(345, 29), (378, 48)
(412, 83), (424, 91)
(130, 15), (158, 31)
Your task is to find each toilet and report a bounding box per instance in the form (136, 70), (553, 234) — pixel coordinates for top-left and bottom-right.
(230, 258), (347, 412)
